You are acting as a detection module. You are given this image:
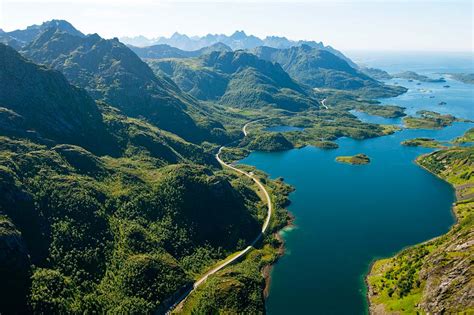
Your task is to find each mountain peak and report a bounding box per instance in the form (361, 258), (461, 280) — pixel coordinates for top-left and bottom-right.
(230, 30), (247, 39)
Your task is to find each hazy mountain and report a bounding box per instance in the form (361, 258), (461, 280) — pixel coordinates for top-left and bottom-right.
(21, 28), (230, 143)
(129, 42), (232, 59)
(2, 20), (84, 48)
(121, 30), (357, 68)
(148, 50), (320, 111)
(252, 45), (406, 97)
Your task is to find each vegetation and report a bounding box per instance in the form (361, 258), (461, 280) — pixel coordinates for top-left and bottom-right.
(401, 138), (445, 148)
(177, 172), (293, 314)
(367, 143), (474, 314)
(403, 110), (469, 129)
(355, 104), (406, 118)
(335, 153), (370, 165)
(246, 133), (294, 152)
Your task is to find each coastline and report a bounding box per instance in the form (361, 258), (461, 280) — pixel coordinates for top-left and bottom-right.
(365, 148), (468, 314)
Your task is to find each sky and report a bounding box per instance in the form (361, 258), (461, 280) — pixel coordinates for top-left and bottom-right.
(0, 0), (472, 52)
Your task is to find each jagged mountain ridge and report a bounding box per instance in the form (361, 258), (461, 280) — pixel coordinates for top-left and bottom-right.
(121, 30), (357, 68)
(21, 28), (230, 143)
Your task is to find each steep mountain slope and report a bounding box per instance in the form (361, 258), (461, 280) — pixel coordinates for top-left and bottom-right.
(253, 45), (406, 97)
(121, 30), (357, 67)
(0, 43), (113, 154)
(21, 28), (229, 143)
(0, 43), (213, 165)
(148, 50), (320, 111)
(129, 42), (232, 60)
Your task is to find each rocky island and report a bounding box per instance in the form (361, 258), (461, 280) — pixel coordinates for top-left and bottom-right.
(336, 153), (370, 165)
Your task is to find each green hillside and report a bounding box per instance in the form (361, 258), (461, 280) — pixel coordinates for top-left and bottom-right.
(252, 45), (406, 98)
(148, 50), (320, 111)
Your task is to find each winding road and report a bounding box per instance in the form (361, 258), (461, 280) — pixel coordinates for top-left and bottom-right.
(166, 120), (272, 314)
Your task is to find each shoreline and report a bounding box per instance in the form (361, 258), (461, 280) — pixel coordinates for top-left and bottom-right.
(262, 212), (295, 299)
(365, 149), (464, 314)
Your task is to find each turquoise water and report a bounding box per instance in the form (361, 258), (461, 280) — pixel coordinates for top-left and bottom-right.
(265, 126), (305, 132)
(239, 59), (473, 314)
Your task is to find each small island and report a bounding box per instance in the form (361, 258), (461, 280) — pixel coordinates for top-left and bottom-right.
(394, 71), (446, 83)
(401, 138), (444, 148)
(336, 153), (370, 165)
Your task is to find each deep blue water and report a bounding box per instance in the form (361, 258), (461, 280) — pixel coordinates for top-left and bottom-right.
(265, 126), (305, 132)
(239, 57), (473, 314)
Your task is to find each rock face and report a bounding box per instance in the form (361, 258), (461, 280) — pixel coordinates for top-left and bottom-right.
(418, 230), (473, 313)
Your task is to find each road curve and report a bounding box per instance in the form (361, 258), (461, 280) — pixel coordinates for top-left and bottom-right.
(166, 121), (272, 313)
(321, 98), (328, 109)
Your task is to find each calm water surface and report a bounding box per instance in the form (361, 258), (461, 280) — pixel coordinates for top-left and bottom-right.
(239, 59), (473, 314)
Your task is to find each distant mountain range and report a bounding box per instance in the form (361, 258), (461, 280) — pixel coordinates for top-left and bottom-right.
(121, 30), (357, 68)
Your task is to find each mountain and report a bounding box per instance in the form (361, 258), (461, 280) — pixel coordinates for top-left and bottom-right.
(0, 36), (266, 315)
(129, 42), (232, 60)
(252, 45), (406, 97)
(0, 43), (113, 153)
(120, 30), (357, 68)
(21, 28), (230, 143)
(2, 20), (84, 48)
(148, 50), (320, 111)
(0, 43), (215, 165)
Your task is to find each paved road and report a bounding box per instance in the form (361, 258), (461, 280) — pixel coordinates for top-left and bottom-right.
(166, 121), (272, 313)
